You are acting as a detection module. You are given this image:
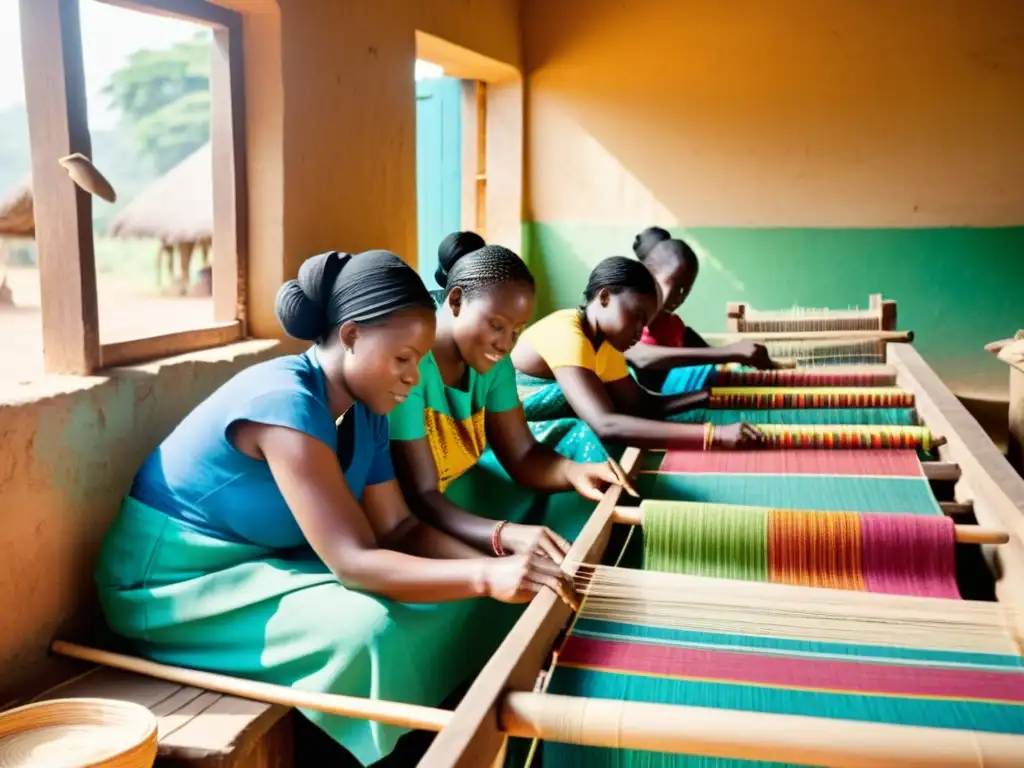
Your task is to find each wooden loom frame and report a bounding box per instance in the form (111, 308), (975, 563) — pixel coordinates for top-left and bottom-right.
(726, 293), (898, 333)
(418, 342), (1024, 767)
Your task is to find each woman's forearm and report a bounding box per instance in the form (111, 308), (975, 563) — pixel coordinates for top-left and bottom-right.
(589, 412), (708, 450)
(646, 389), (709, 417)
(626, 343), (737, 371)
(331, 545), (492, 603)
(502, 443), (576, 493)
(410, 489), (503, 553)
(383, 515), (488, 559)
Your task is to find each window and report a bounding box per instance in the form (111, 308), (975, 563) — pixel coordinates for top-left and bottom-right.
(18, 0), (246, 375)
(0, 0), (42, 382)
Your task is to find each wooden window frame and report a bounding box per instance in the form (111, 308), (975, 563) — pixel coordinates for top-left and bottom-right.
(20, 0), (248, 374)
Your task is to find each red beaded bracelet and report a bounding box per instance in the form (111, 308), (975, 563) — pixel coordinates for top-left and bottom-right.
(492, 520), (509, 556)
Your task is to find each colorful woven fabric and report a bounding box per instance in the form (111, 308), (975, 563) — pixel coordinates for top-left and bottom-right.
(669, 407), (919, 427)
(755, 423), (932, 450)
(639, 501), (958, 598)
(713, 368), (897, 388)
(635, 448), (942, 515)
(535, 619), (1024, 767)
(707, 386), (914, 410)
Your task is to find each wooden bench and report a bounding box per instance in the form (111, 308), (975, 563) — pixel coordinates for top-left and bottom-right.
(32, 667), (293, 767)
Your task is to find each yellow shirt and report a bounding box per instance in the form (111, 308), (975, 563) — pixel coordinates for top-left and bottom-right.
(518, 308), (630, 383)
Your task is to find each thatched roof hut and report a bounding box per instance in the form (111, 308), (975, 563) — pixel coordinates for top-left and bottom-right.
(0, 177), (35, 239)
(108, 142), (212, 246)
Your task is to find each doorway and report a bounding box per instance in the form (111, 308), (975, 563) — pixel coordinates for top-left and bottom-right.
(415, 66), (462, 291)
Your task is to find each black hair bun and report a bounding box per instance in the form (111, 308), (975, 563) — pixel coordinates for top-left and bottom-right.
(435, 231), (486, 289)
(275, 280), (327, 340)
(274, 251), (345, 340)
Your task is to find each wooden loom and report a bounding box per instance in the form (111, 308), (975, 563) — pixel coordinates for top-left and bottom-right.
(418, 342), (1024, 767)
(44, 303), (1022, 766)
(726, 293), (898, 334)
(716, 294), (906, 367)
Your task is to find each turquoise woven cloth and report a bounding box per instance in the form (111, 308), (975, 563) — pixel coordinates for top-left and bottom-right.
(635, 472), (941, 514)
(533, 618), (1024, 767)
(661, 364), (716, 394)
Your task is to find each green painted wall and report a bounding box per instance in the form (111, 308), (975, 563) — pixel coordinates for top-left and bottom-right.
(523, 223), (1024, 396)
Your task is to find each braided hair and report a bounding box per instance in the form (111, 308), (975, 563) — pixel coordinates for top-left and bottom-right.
(435, 231), (486, 292)
(583, 256), (658, 305)
(632, 226), (671, 260)
(438, 242), (534, 300)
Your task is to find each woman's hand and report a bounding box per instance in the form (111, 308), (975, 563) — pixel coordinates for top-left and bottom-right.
(563, 461), (619, 502)
(483, 552), (579, 610)
(500, 523), (571, 564)
(729, 340), (776, 369)
(714, 422), (766, 449)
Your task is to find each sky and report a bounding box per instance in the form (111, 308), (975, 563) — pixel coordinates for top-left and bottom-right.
(1, 1), (446, 130)
(0, 0), (201, 129)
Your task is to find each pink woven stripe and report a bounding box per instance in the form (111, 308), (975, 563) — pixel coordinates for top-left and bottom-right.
(559, 636), (1024, 703)
(659, 449), (924, 477)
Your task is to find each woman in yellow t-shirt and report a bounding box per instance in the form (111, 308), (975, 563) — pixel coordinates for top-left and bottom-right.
(512, 256), (763, 453)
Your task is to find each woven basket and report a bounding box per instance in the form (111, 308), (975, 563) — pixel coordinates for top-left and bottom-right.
(0, 698), (157, 768)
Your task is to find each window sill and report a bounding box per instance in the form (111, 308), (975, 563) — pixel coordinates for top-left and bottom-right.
(0, 339), (281, 407)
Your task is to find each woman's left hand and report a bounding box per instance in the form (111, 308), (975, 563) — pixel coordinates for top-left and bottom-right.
(564, 461), (620, 502)
(500, 523), (572, 564)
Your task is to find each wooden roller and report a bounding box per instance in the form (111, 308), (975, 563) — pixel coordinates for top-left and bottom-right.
(707, 330), (913, 343)
(51, 641), (451, 732)
(500, 691), (1024, 767)
(611, 506), (1008, 545)
(923, 462), (961, 482)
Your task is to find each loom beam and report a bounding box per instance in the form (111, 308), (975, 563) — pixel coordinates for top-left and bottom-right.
(924, 461), (961, 482)
(500, 691), (1024, 768)
(706, 329), (913, 344)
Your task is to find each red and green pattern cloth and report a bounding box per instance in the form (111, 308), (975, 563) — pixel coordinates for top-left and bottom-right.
(707, 386), (914, 410)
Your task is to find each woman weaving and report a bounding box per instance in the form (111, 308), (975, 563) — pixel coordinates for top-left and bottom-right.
(93, 250), (577, 766)
(511, 256), (764, 452)
(627, 228), (776, 393)
(390, 236), (619, 559)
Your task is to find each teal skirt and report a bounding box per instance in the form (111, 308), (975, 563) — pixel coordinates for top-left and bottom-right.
(515, 371), (621, 464)
(94, 497), (523, 766)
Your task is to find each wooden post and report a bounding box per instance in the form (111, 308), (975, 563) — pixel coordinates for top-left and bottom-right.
(210, 17), (248, 331)
(20, 0), (100, 374)
(1009, 364), (1023, 472)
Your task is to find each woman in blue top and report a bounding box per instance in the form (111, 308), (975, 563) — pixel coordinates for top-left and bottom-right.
(94, 250), (575, 766)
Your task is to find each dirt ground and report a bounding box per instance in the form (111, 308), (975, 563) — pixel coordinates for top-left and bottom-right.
(0, 267), (213, 382)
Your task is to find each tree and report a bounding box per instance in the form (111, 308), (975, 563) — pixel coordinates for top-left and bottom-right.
(103, 31), (212, 174)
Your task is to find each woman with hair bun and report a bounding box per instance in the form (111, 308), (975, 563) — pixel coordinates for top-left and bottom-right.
(390, 235), (618, 554)
(94, 249), (576, 766)
(628, 228), (775, 392)
(512, 256), (764, 457)
(431, 229), (486, 303)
